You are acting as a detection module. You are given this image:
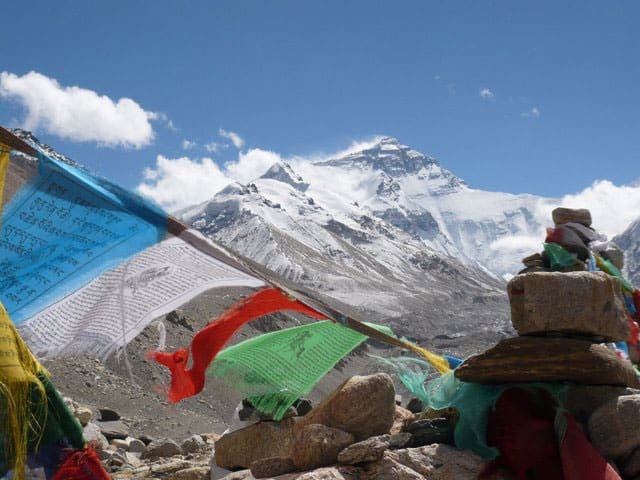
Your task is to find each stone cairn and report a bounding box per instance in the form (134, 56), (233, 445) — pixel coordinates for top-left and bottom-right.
(456, 207), (640, 478)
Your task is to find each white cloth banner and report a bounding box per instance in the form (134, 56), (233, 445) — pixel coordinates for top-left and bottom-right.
(18, 230), (263, 358)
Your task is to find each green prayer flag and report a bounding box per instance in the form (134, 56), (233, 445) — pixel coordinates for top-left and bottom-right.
(544, 242), (577, 270)
(208, 320), (393, 420)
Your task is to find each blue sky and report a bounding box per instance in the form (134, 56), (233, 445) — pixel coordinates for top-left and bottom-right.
(1, 1), (639, 206)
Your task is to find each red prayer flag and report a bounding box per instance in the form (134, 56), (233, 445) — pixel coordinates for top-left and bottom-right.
(147, 288), (329, 403)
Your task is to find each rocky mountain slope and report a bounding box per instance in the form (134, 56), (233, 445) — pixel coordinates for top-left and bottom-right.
(179, 155), (512, 347)
(614, 218), (640, 286)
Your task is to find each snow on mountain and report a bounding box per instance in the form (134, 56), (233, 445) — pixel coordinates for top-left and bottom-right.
(295, 136), (547, 279)
(180, 151), (511, 348)
(614, 218), (640, 287)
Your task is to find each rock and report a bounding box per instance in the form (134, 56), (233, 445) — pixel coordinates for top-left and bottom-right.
(406, 397), (423, 414)
(395, 394), (403, 406)
(379, 444), (487, 480)
(258, 406), (297, 421)
(97, 420), (129, 440)
(182, 434), (208, 454)
(128, 438), (146, 454)
(391, 405), (415, 434)
(111, 438), (130, 450)
(563, 222), (600, 243)
(363, 455), (424, 480)
(562, 385), (640, 421)
(64, 396), (79, 412)
(292, 424), (354, 470)
(622, 447), (640, 478)
(295, 467), (352, 480)
(589, 394), (640, 458)
(99, 407), (121, 421)
(337, 434), (391, 464)
(522, 252), (544, 268)
(297, 373), (396, 441)
(294, 398), (313, 416)
(455, 336), (640, 388)
(218, 471), (253, 480)
(407, 419), (454, 447)
(605, 245), (625, 271)
(167, 308), (195, 331)
(389, 433), (413, 449)
(75, 406), (92, 426)
(83, 422), (109, 451)
(508, 272), (629, 341)
(201, 432), (221, 444)
(214, 417), (296, 469)
(139, 434), (155, 446)
(142, 438), (183, 459)
(171, 467), (211, 480)
(249, 457), (296, 478)
(552, 207), (592, 227)
(238, 406), (256, 421)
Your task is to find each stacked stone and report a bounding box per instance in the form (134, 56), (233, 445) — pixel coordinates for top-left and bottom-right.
(449, 209), (640, 474)
(455, 207), (639, 388)
(519, 207), (624, 274)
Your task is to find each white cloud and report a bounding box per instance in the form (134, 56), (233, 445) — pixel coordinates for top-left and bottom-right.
(479, 88), (494, 99)
(182, 139), (197, 150)
(556, 179), (640, 238)
(490, 179), (640, 258)
(225, 148), (281, 184)
(205, 141), (227, 153)
(137, 147), (283, 211)
(219, 128), (244, 149)
(137, 156), (231, 212)
(521, 107), (540, 118)
(0, 71), (161, 148)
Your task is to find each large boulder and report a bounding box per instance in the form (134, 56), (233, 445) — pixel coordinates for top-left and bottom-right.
(83, 422), (109, 452)
(292, 424), (354, 470)
(562, 385), (640, 422)
(455, 336), (640, 388)
(507, 271), (628, 341)
(296, 373), (396, 441)
(588, 394), (640, 459)
(214, 418), (296, 469)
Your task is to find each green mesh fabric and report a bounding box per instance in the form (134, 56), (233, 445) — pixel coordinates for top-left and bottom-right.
(544, 242), (578, 270)
(373, 357), (569, 460)
(208, 320), (393, 420)
(369, 355), (437, 399)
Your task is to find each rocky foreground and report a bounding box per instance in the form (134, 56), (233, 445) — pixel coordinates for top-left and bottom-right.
(69, 373), (504, 480)
(56, 368), (640, 480)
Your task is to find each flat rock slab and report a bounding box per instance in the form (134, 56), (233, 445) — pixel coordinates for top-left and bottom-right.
(455, 336), (640, 388)
(508, 271), (628, 341)
(552, 207), (592, 226)
(96, 420), (129, 440)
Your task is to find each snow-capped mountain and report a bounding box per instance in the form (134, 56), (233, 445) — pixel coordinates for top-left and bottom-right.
(307, 136), (547, 279)
(614, 218), (640, 287)
(180, 145), (513, 350)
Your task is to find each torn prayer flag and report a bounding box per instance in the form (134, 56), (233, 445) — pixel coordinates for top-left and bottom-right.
(0, 131), (263, 359)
